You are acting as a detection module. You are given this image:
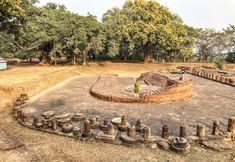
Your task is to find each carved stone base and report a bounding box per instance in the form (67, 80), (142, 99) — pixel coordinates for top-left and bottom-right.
(95, 131), (117, 143)
(118, 124), (129, 131)
(82, 131), (93, 138)
(171, 137), (190, 154)
(141, 136), (155, 144)
(120, 134), (137, 144)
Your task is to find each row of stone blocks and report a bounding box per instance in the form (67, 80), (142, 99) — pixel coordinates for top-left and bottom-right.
(139, 88), (165, 98)
(14, 93), (235, 154)
(190, 68), (235, 86)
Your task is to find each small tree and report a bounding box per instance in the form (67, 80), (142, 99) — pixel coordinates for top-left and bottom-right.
(214, 58), (225, 70)
(134, 82), (141, 98)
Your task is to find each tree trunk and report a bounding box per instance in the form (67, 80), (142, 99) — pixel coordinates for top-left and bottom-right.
(43, 52), (51, 64)
(144, 53), (150, 64)
(54, 52), (57, 66)
(124, 56), (127, 62)
(199, 52), (202, 62)
(156, 53), (159, 62)
(124, 51), (127, 62)
(83, 50), (87, 66)
(72, 54), (76, 65)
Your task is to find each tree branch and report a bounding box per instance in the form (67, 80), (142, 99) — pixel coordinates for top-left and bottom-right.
(14, 40), (39, 52)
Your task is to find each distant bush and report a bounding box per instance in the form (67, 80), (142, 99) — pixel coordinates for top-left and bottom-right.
(97, 53), (115, 61)
(214, 58), (225, 69)
(225, 52), (235, 63)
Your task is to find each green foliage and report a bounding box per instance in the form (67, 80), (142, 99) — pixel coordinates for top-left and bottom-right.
(134, 82), (141, 93)
(0, 0), (25, 17)
(0, 0), (38, 31)
(196, 29), (227, 62)
(14, 51), (39, 59)
(214, 58), (224, 70)
(0, 32), (13, 56)
(225, 52), (235, 63)
(103, 0), (195, 63)
(12, 4), (104, 64)
(195, 24), (235, 62)
(179, 47), (193, 62)
(0, 0), (234, 64)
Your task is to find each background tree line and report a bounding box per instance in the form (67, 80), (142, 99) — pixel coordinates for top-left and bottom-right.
(0, 0), (234, 64)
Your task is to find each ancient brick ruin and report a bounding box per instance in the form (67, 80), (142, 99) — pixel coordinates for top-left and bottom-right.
(13, 90), (235, 154)
(178, 65), (235, 86)
(90, 72), (193, 103)
(11, 69), (235, 154)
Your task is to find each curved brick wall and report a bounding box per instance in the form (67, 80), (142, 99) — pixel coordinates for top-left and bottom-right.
(90, 74), (193, 103)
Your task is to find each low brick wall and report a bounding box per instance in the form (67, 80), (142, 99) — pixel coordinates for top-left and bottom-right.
(141, 80), (192, 103)
(190, 67), (235, 86)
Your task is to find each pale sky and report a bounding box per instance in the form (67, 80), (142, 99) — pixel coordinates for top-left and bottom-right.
(37, 0), (235, 30)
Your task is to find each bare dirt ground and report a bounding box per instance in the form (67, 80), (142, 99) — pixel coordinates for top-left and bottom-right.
(0, 65), (81, 109)
(0, 62), (235, 162)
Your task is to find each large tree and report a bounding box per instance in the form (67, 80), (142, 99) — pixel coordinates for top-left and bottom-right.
(224, 25), (235, 53)
(0, 0), (38, 58)
(195, 28), (228, 62)
(103, 0), (195, 63)
(103, 8), (134, 61)
(12, 3), (104, 65)
(76, 15), (104, 65)
(0, 0), (25, 31)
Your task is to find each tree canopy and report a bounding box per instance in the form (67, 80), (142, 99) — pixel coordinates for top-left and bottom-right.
(0, 0), (234, 64)
(103, 0), (195, 62)
(195, 25), (235, 62)
(9, 2), (104, 65)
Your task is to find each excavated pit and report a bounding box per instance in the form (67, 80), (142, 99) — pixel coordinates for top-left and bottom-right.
(90, 72), (193, 103)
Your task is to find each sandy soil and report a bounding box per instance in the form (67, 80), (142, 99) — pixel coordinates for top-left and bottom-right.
(0, 65), (81, 109)
(0, 62), (235, 162)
